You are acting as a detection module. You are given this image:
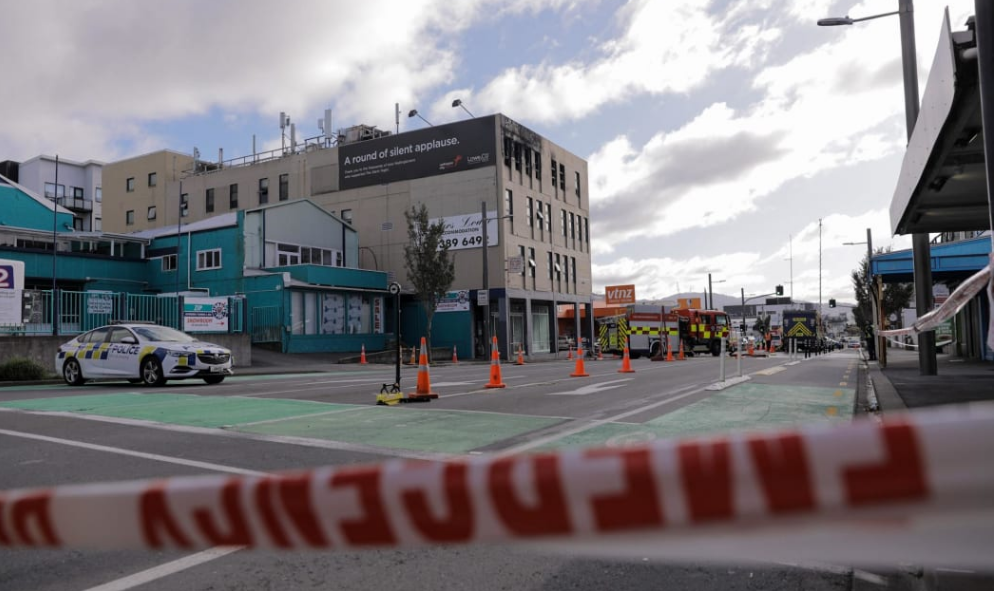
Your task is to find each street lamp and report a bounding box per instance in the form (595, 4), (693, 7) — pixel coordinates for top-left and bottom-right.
(708, 274), (726, 310)
(843, 228), (879, 361)
(50, 155), (60, 336)
(818, 0), (935, 374)
(407, 109), (433, 127)
(451, 99), (474, 118)
(480, 201), (513, 357)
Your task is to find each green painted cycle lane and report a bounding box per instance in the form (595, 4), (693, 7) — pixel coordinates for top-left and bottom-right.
(536, 382), (853, 450)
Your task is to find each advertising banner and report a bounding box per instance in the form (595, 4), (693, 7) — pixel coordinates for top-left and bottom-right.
(437, 211), (498, 251)
(0, 259), (24, 325)
(605, 284), (636, 305)
(183, 297), (229, 333)
(436, 290), (470, 313)
(339, 117), (496, 190)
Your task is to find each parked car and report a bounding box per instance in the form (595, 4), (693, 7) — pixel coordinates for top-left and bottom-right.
(558, 335), (590, 351)
(55, 323), (234, 386)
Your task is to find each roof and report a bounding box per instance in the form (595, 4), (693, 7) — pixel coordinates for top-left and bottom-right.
(890, 11), (988, 234)
(129, 212), (239, 239)
(871, 234), (992, 282)
(0, 173), (75, 216)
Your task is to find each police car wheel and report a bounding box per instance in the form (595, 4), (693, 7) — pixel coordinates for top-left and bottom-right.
(63, 359), (85, 386)
(141, 357), (166, 387)
(203, 376), (225, 385)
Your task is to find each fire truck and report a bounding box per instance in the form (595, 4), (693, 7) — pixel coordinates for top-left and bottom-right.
(597, 305), (731, 358)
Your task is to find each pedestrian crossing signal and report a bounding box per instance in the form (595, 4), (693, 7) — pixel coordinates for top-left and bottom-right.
(829, 298), (836, 308)
(775, 284), (784, 296)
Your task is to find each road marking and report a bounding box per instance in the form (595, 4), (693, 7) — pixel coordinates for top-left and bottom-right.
(82, 546), (243, 591)
(499, 383), (704, 456)
(431, 381), (477, 387)
(546, 378), (633, 396)
(235, 381), (385, 397)
(839, 381), (848, 386)
(826, 407), (838, 416)
(834, 390), (843, 397)
(753, 366), (786, 376)
(233, 405), (368, 427)
(0, 427), (266, 476)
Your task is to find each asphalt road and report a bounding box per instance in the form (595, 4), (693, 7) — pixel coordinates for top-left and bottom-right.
(2, 349), (931, 591)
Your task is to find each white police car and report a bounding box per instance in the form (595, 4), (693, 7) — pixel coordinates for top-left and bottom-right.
(55, 323), (234, 386)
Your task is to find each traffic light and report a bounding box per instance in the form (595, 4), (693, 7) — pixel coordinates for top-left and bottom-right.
(829, 298), (836, 308)
(775, 284), (783, 296)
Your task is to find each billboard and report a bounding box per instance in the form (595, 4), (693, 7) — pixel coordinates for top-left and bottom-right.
(339, 117), (496, 190)
(183, 297), (229, 332)
(436, 290), (471, 313)
(437, 211), (498, 251)
(604, 284), (636, 305)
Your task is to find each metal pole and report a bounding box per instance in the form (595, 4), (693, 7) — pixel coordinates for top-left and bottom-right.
(51, 155), (59, 336)
(708, 273), (713, 309)
(481, 201), (489, 357)
(866, 228), (881, 363)
(719, 335), (726, 383)
(896, 0), (936, 375)
(395, 291), (401, 388)
(741, 288), (746, 337)
(737, 329), (743, 376)
(177, 178), (183, 326)
(975, 0), (994, 258)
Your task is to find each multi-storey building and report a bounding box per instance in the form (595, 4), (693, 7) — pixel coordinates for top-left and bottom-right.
(102, 114), (593, 359)
(2, 156), (104, 232)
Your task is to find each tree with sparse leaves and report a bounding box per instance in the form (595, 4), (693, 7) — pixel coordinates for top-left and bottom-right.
(851, 248), (915, 332)
(403, 204), (456, 356)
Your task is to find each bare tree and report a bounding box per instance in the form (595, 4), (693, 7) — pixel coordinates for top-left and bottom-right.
(403, 204), (455, 356)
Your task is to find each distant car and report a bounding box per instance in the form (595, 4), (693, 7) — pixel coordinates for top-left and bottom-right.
(848, 340), (862, 349)
(55, 323), (234, 386)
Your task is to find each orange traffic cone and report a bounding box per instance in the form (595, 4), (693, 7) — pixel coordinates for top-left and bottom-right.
(596, 346), (604, 361)
(567, 347), (573, 360)
(452, 345), (459, 364)
(359, 344), (368, 365)
(618, 347), (635, 373)
(678, 339), (685, 360)
(570, 340), (589, 377)
(748, 341), (755, 356)
(769, 341), (776, 354)
(666, 338), (675, 362)
(516, 345), (525, 365)
(409, 345), (417, 365)
(407, 337), (438, 400)
(485, 336), (506, 389)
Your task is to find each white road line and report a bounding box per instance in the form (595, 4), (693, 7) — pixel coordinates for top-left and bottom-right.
(232, 406), (368, 427)
(81, 546), (243, 591)
(498, 383), (705, 456)
(0, 428), (265, 476)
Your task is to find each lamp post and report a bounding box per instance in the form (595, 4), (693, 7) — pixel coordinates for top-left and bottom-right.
(819, 0), (935, 374)
(844, 228), (879, 361)
(51, 155), (59, 336)
(480, 201), (513, 357)
(708, 274), (726, 310)
(407, 109), (433, 127)
(451, 99), (474, 118)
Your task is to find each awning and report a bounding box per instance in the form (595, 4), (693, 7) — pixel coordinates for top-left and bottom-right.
(890, 10), (988, 234)
(871, 234), (991, 282)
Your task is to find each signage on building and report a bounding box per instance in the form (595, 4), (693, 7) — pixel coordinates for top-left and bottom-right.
(507, 256), (524, 275)
(0, 260), (25, 326)
(605, 284), (636, 305)
(339, 117), (496, 190)
(373, 296), (383, 333)
(676, 297), (702, 309)
(436, 290), (470, 313)
(183, 296), (229, 332)
(86, 292), (114, 315)
(437, 211), (498, 251)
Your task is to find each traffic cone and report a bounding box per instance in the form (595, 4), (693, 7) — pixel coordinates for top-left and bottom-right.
(748, 341), (755, 356)
(408, 345), (417, 365)
(618, 347), (635, 373)
(567, 347), (573, 360)
(769, 342), (776, 354)
(407, 337), (438, 400)
(452, 345), (459, 364)
(516, 345), (525, 365)
(677, 339), (685, 360)
(359, 344), (368, 365)
(666, 338), (674, 362)
(484, 336), (506, 389)
(596, 346), (604, 361)
(570, 341), (589, 377)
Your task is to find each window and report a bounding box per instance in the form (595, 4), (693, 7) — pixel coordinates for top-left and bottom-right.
(180, 193), (188, 217)
(44, 183), (65, 199)
(525, 148), (533, 177)
(551, 158), (557, 188)
(94, 218), (102, 231)
(575, 171), (581, 198)
(162, 254), (177, 272)
(95, 187), (102, 202)
(229, 183), (238, 208)
(258, 177), (269, 205)
(148, 172), (157, 187)
(529, 247), (536, 278)
(147, 206), (157, 220)
(526, 197), (533, 231)
(205, 188), (215, 213)
(559, 164), (566, 191)
(545, 203), (551, 232)
(73, 186), (84, 199)
(277, 243), (299, 266)
(341, 209), (353, 224)
(584, 217), (589, 245)
(196, 249), (222, 271)
(518, 245), (526, 276)
(534, 152), (541, 181)
(570, 213), (575, 239)
(126, 210), (134, 225)
(571, 257), (577, 287)
(560, 210), (567, 237)
(547, 251), (553, 279)
(514, 143), (522, 171)
(576, 214), (582, 244)
(503, 137), (512, 167)
(279, 173), (289, 201)
(126, 178), (135, 192)
(505, 189), (513, 218)
(73, 218), (83, 231)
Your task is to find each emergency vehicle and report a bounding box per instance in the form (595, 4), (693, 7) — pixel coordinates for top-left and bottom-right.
(597, 306), (731, 358)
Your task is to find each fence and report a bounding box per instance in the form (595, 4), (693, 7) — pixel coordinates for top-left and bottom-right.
(0, 290), (246, 336)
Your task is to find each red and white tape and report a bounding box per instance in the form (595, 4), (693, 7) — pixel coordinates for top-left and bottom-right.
(1, 403), (992, 567)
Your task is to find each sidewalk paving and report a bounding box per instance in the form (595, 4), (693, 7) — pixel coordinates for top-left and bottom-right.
(866, 348), (994, 412)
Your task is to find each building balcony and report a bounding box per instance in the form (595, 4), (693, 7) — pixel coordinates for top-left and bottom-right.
(56, 196), (94, 212)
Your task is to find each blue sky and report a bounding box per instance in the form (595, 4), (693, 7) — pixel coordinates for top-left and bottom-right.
(0, 0), (978, 306)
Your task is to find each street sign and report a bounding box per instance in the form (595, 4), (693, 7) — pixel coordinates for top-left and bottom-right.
(477, 291), (488, 306)
(507, 256), (524, 274)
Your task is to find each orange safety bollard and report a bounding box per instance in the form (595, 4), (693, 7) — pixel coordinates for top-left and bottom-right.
(618, 347), (635, 373)
(677, 339), (685, 360)
(516, 345), (525, 366)
(359, 344), (368, 365)
(452, 345), (459, 364)
(567, 347), (573, 360)
(407, 337), (438, 400)
(748, 341), (755, 356)
(666, 338), (674, 362)
(570, 339), (589, 377)
(484, 336), (506, 388)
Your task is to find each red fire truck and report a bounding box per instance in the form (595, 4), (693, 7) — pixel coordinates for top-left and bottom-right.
(597, 306), (731, 358)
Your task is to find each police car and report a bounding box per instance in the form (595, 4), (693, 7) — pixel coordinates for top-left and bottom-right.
(55, 323), (234, 386)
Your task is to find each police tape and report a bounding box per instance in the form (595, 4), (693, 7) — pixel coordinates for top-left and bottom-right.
(0, 403), (992, 568)
(879, 255), (993, 349)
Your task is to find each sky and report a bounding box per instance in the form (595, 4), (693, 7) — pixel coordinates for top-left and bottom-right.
(0, 0), (979, 307)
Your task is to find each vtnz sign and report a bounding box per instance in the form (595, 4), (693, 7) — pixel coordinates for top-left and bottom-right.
(605, 284), (636, 305)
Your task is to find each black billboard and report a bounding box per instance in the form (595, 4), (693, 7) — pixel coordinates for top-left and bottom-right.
(338, 116), (497, 190)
